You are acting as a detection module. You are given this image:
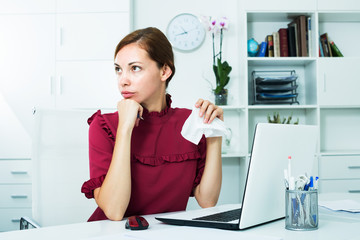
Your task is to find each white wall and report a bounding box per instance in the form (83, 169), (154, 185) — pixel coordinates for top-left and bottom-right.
(133, 0), (243, 210)
(0, 0), (243, 215)
(133, 0), (240, 108)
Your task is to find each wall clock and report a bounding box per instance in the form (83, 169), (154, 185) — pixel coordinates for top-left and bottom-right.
(166, 13), (206, 52)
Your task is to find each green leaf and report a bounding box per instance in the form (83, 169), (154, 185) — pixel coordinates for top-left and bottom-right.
(213, 58), (232, 93)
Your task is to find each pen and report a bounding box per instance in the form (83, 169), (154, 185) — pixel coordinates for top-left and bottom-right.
(314, 176), (319, 190)
(304, 176), (312, 191)
(289, 176), (295, 190)
(288, 156), (292, 186)
(308, 176), (313, 191)
(137, 113), (144, 120)
(284, 169), (289, 189)
(284, 179), (289, 190)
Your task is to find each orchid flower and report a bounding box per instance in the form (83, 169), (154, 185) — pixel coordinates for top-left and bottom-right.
(200, 15), (212, 31)
(201, 15), (232, 95)
(218, 17), (229, 30)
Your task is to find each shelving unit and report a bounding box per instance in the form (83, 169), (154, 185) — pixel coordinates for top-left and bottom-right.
(245, 10), (319, 150)
(221, 1), (360, 198)
(316, 7), (360, 194)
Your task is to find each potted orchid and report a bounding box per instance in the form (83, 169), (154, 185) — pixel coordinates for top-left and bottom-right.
(202, 16), (232, 105)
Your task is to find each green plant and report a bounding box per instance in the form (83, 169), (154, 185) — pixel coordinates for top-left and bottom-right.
(213, 58), (232, 94)
(267, 112), (299, 125)
(202, 16), (232, 95)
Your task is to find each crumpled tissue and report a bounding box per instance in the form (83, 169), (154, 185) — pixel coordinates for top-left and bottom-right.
(181, 106), (231, 145)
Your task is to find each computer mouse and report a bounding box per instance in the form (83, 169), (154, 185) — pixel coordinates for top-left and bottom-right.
(125, 215), (149, 230)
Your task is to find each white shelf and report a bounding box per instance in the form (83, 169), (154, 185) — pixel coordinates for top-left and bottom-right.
(319, 105), (360, 109)
(248, 57), (316, 66)
(317, 56), (360, 60)
(247, 12), (314, 22)
(221, 105), (246, 111)
(320, 151), (360, 156)
(222, 152), (247, 158)
(318, 12), (360, 22)
(248, 105), (317, 110)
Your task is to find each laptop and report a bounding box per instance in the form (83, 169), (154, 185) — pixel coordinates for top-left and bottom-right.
(156, 123), (318, 230)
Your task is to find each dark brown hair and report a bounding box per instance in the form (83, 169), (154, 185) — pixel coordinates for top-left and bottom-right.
(114, 27), (175, 87)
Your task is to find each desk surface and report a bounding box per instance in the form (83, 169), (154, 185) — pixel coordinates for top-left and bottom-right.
(1, 193), (360, 240)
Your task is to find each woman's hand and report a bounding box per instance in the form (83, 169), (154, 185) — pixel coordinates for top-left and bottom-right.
(96, 99), (143, 221)
(195, 99), (224, 123)
(193, 99), (223, 208)
(117, 99), (143, 130)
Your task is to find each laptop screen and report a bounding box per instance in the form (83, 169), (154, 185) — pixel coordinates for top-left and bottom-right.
(239, 123), (318, 229)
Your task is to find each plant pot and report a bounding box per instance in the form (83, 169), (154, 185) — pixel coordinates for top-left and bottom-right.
(214, 89), (228, 105)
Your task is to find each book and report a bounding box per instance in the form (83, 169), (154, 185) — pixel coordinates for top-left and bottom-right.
(320, 37), (330, 57)
(319, 37), (324, 57)
(287, 21), (298, 57)
(273, 31), (280, 57)
(257, 41), (268, 57)
(330, 41), (344, 57)
(266, 35), (274, 57)
(298, 15), (308, 57)
(320, 37), (331, 57)
(278, 28), (289, 57)
(307, 17), (312, 57)
(320, 33), (332, 57)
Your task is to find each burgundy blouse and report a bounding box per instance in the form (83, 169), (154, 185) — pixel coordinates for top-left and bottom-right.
(81, 96), (207, 221)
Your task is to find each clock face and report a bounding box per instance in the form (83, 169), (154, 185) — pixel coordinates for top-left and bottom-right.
(166, 13), (206, 52)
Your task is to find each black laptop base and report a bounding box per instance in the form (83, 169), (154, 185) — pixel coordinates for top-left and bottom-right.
(155, 217), (239, 230)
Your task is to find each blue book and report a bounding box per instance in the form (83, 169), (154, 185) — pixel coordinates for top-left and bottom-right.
(257, 41), (268, 57)
(319, 37), (324, 57)
(307, 17), (312, 57)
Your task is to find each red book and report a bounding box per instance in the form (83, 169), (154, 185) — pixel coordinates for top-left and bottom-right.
(278, 28), (289, 57)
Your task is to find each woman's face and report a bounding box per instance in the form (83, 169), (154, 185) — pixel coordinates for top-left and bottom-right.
(114, 43), (168, 105)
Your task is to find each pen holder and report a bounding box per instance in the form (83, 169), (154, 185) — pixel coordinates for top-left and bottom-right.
(285, 189), (318, 231)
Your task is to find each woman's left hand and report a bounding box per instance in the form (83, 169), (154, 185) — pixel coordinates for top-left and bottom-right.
(195, 99), (224, 123)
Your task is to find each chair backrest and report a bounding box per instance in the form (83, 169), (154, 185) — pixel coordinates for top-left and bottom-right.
(20, 216), (41, 230)
(32, 109), (97, 227)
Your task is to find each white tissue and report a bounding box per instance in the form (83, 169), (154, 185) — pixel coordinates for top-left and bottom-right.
(181, 107), (231, 145)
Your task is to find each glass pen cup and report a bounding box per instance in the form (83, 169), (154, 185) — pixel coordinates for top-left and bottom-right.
(285, 189), (318, 231)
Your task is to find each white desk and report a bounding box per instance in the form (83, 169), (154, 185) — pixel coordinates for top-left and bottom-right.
(1, 193), (359, 240)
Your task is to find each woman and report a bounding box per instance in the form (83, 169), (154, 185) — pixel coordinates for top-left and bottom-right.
(81, 27), (223, 221)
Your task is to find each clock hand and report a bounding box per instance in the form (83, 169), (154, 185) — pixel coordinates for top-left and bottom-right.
(180, 26), (188, 34)
(175, 31), (188, 36)
(176, 25), (196, 36)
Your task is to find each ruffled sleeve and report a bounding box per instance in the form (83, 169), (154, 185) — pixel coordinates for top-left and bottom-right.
(191, 135), (207, 196)
(81, 110), (116, 199)
(81, 175), (105, 198)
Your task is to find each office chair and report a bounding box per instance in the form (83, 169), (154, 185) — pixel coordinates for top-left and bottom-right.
(20, 108), (97, 229)
(20, 216), (41, 230)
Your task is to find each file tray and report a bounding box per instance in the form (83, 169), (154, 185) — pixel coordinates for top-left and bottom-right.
(252, 70), (299, 105)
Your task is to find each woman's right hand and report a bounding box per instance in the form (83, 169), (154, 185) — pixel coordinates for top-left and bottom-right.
(95, 99), (141, 221)
(117, 99), (143, 131)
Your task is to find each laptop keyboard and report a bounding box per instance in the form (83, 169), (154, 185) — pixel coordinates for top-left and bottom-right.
(193, 208), (241, 222)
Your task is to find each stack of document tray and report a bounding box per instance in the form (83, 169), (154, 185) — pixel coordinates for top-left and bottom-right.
(252, 70), (299, 105)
